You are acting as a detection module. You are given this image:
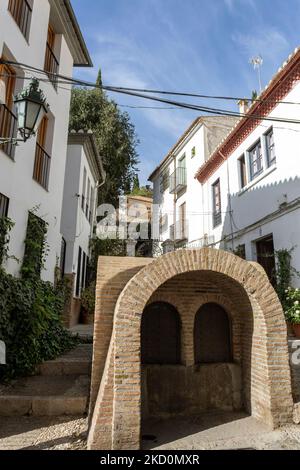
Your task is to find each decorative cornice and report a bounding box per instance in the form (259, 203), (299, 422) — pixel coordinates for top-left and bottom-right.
(195, 47), (300, 184)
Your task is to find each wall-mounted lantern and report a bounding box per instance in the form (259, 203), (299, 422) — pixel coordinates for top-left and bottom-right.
(0, 78), (49, 145)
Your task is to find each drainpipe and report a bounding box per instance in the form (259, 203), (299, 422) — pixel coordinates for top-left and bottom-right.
(92, 159), (107, 236)
(219, 150), (234, 251)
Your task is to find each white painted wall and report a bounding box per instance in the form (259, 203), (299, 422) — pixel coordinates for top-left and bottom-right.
(61, 143), (97, 296)
(201, 85), (300, 286)
(152, 122), (212, 249)
(0, 0), (76, 282)
(152, 79), (300, 286)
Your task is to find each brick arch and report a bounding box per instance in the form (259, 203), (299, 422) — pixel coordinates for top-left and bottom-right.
(146, 283), (242, 366)
(88, 248), (294, 450)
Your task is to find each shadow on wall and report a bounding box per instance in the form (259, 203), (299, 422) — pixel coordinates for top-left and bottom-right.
(140, 271), (255, 438)
(219, 175), (300, 257)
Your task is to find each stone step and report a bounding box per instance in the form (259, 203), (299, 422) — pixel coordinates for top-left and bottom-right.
(0, 375), (90, 417)
(37, 344), (93, 376)
(69, 325), (94, 342)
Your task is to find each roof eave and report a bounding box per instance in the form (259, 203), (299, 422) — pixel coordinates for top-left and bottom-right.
(52, 0), (93, 67)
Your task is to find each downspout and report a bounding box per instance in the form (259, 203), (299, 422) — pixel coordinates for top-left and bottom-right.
(219, 150), (234, 251)
(93, 158), (107, 236)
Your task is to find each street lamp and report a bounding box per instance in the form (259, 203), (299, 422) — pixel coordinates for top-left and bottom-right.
(0, 78), (49, 145)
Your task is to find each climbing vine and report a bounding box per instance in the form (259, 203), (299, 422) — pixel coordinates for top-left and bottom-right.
(21, 210), (49, 280)
(274, 247), (299, 306)
(0, 216), (14, 266)
(0, 213), (78, 381)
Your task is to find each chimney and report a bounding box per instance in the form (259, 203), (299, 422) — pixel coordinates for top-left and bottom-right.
(237, 99), (249, 115)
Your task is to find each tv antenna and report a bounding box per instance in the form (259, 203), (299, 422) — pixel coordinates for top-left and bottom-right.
(250, 55), (263, 93)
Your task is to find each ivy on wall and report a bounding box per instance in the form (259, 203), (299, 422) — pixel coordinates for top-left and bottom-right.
(275, 247), (299, 306)
(0, 214), (78, 380)
(21, 211), (48, 280)
(0, 217), (14, 266)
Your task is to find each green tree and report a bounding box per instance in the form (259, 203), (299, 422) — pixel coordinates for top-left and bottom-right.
(132, 174), (140, 193)
(69, 72), (139, 207)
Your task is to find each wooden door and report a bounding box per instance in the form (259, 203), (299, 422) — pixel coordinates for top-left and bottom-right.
(256, 235), (276, 285)
(194, 303), (232, 364)
(141, 302), (181, 364)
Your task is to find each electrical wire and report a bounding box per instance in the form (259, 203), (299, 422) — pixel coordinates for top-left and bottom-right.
(3, 58), (300, 106)
(2, 59), (300, 125)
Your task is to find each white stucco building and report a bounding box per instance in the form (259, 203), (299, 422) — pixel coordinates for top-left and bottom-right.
(149, 116), (238, 251)
(0, 0), (92, 282)
(150, 47), (300, 285)
(60, 131), (105, 325)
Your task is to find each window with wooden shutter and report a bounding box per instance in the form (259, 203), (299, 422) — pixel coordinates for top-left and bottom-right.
(212, 179), (222, 227)
(194, 303), (232, 364)
(141, 301), (181, 365)
(0, 62), (17, 158)
(33, 116), (51, 189)
(238, 154), (247, 189)
(8, 0), (32, 40)
(0, 193), (9, 218)
(44, 25), (59, 89)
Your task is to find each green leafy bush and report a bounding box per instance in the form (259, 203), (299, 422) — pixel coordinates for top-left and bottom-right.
(0, 213), (78, 381)
(0, 270), (78, 380)
(81, 281), (96, 314)
(283, 287), (300, 324)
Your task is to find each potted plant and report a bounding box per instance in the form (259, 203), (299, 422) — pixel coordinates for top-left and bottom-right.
(284, 287), (300, 338)
(80, 282), (96, 325)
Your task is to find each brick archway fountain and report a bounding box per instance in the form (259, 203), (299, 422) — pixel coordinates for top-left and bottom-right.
(88, 248), (294, 450)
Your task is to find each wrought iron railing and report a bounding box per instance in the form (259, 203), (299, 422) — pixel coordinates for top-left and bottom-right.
(170, 167), (187, 194)
(33, 143), (51, 189)
(213, 211), (222, 228)
(169, 220), (189, 241)
(0, 104), (17, 158)
(8, 0), (32, 40)
(44, 43), (59, 90)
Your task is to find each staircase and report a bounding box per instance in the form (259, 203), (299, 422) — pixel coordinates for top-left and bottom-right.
(0, 344), (92, 417)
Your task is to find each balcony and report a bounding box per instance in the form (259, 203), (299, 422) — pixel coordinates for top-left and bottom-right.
(33, 143), (51, 189)
(44, 43), (59, 90)
(213, 211), (222, 228)
(170, 167), (187, 194)
(8, 0), (32, 40)
(0, 104), (17, 159)
(169, 220), (188, 241)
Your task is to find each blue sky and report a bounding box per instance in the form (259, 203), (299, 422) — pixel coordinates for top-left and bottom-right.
(72, 0), (300, 185)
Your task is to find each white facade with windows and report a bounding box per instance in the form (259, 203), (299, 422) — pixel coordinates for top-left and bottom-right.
(0, 0), (92, 282)
(150, 47), (300, 285)
(149, 116), (238, 251)
(61, 132), (105, 298)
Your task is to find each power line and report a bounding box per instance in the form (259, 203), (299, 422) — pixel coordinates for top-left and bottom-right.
(2, 59), (300, 125)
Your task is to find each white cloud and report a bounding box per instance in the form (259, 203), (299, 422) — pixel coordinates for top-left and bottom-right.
(232, 29), (289, 61)
(224, 0), (256, 12)
(141, 107), (192, 139)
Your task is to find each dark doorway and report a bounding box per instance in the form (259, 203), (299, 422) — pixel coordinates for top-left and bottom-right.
(256, 235), (276, 285)
(194, 303), (232, 364)
(141, 302), (181, 364)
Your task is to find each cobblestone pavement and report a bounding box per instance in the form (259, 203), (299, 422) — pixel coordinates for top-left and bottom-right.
(1, 412), (300, 450)
(0, 416), (87, 450)
(142, 412), (300, 450)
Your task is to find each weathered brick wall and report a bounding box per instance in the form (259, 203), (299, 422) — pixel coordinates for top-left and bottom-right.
(88, 248), (294, 450)
(89, 256), (153, 415)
